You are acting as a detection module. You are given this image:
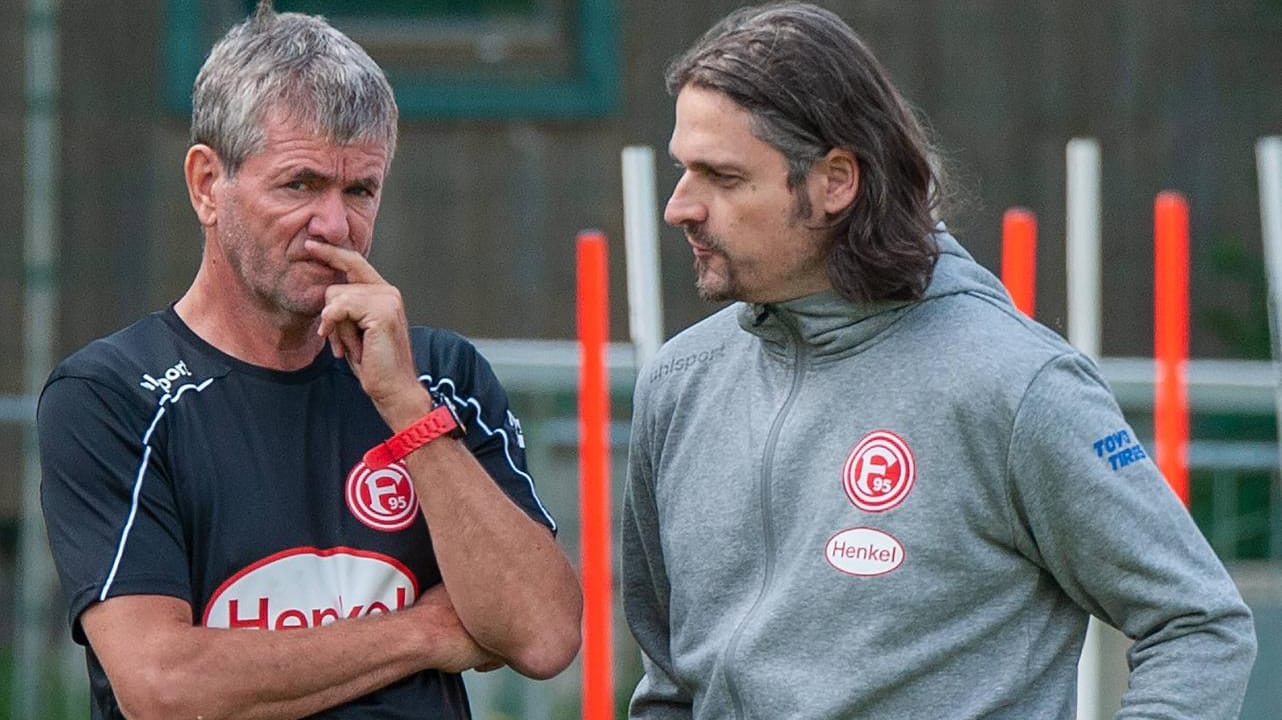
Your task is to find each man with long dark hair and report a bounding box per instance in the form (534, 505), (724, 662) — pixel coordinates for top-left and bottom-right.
(39, 3), (580, 717)
(621, 4), (1255, 718)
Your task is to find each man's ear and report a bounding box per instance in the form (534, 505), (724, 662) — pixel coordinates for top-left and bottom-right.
(185, 144), (223, 227)
(819, 147), (859, 216)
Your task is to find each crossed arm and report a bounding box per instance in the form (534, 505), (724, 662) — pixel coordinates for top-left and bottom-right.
(83, 585), (496, 720)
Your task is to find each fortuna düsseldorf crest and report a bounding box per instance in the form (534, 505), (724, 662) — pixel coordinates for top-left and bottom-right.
(842, 430), (915, 512)
(346, 460), (419, 532)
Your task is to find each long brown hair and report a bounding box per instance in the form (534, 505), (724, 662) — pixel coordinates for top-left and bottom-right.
(667, 2), (942, 302)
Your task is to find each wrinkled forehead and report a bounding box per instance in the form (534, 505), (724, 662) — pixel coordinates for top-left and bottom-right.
(240, 101), (391, 175)
(244, 112), (390, 180)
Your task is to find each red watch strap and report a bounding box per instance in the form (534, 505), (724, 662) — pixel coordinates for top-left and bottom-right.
(363, 405), (460, 469)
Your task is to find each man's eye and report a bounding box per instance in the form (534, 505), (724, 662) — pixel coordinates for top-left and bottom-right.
(284, 180), (308, 191)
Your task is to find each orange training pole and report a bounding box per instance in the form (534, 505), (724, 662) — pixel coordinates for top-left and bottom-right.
(1001, 207), (1037, 317)
(1154, 192), (1190, 506)
(577, 230), (614, 720)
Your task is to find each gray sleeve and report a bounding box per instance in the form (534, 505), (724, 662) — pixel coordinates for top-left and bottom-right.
(1007, 354), (1256, 719)
(621, 377), (694, 718)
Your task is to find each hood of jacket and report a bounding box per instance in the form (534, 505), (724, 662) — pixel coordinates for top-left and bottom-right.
(737, 230), (1013, 360)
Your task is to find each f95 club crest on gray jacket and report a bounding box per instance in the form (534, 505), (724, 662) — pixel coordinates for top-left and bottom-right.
(621, 233), (1256, 719)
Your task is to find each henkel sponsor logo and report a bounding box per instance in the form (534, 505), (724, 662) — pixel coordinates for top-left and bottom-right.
(202, 547), (418, 630)
(824, 527), (905, 577)
(139, 359), (192, 393)
(346, 460), (419, 532)
(842, 429), (916, 512)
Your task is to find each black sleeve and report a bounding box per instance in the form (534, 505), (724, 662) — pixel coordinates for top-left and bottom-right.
(423, 337), (558, 533)
(38, 375), (191, 642)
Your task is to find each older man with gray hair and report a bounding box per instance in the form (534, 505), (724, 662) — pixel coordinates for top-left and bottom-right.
(39, 3), (581, 718)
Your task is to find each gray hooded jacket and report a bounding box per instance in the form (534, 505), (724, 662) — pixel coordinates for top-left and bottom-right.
(622, 233), (1256, 719)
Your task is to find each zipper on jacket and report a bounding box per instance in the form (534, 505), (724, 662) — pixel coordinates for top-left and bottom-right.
(721, 315), (808, 720)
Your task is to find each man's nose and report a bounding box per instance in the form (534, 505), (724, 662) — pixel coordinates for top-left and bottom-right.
(663, 173), (706, 227)
(308, 190), (350, 244)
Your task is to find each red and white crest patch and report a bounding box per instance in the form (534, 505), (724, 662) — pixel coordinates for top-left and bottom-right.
(842, 430), (915, 512)
(346, 461), (419, 532)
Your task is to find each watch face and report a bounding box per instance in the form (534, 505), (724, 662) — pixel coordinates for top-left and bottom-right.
(430, 391), (465, 434)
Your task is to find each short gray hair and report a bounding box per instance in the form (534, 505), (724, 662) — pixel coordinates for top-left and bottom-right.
(191, 0), (398, 175)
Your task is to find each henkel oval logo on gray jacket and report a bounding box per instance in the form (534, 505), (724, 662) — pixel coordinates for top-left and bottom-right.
(202, 547), (418, 630)
(824, 527), (906, 577)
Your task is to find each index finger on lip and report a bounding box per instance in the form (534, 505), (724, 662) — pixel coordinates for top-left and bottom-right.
(303, 240), (385, 284)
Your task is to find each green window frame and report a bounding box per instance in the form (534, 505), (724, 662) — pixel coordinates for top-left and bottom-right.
(164, 0), (617, 118)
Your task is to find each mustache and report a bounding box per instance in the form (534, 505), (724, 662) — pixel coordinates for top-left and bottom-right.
(684, 223), (722, 252)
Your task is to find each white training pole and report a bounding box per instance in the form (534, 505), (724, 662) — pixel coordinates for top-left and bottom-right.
(16, 0), (62, 717)
(621, 146), (665, 368)
(1067, 138), (1102, 359)
(1256, 136), (1282, 473)
(1067, 137), (1108, 720)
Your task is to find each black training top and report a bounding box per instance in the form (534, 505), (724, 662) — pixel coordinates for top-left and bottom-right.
(38, 307), (556, 719)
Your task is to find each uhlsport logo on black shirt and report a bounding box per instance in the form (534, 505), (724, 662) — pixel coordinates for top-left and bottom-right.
(138, 359), (193, 394)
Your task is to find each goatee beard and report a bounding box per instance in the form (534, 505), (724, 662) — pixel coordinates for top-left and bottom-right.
(686, 223), (732, 302)
(694, 255), (732, 302)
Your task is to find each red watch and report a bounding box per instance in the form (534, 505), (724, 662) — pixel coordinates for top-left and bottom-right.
(363, 392), (465, 469)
